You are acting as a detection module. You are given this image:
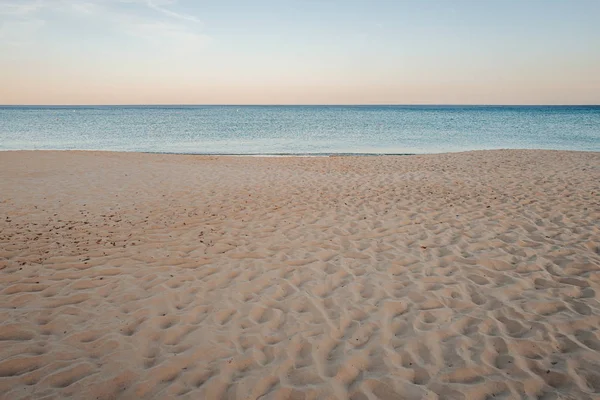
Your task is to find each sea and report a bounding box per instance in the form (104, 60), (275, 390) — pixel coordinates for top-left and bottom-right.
(0, 105), (598, 155)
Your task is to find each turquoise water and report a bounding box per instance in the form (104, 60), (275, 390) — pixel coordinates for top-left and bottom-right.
(0, 105), (598, 154)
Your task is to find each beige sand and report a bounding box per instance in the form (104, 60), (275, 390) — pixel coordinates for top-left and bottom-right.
(0, 150), (599, 400)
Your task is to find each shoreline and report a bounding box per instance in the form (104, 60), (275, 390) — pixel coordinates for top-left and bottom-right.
(1, 148), (599, 157)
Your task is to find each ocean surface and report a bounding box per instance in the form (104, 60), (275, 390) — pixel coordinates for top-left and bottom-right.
(1, 105), (598, 154)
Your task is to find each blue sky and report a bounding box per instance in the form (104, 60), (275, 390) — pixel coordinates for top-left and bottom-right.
(1, 0), (599, 104)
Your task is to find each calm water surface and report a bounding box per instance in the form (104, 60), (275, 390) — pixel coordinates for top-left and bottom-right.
(1, 105), (598, 154)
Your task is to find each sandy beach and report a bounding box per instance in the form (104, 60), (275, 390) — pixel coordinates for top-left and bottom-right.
(1, 149), (599, 400)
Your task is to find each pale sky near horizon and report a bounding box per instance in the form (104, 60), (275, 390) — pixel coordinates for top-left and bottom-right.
(1, 0), (599, 105)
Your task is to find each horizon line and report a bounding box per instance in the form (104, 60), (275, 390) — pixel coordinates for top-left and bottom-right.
(2, 104), (599, 107)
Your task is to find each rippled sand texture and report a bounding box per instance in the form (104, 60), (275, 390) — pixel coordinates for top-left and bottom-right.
(1, 150), (599, 400)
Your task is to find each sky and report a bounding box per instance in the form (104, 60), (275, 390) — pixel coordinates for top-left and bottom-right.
(1, 0), (599, 105)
